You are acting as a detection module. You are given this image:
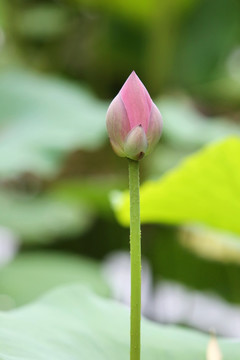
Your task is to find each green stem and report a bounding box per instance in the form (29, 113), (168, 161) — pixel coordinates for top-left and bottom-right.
(128, 159), (141, 360)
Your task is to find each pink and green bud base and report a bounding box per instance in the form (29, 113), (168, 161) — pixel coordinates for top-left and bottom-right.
(106, 71), (163, 160)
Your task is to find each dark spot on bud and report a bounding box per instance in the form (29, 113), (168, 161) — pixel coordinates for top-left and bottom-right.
(137, 151), (145, 160)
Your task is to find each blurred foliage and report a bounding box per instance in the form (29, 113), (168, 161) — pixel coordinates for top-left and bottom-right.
(174, 0), (240, 88)
(0, 284), (239, 359)
(0, 253), (109, 309)
(51, 178), (125, 219)
(158, 97), (240, 150)
(0, 0), (240, 346)
(16, 4), (69, 39)
(0, 69), (107, 179)
(2, 0), (240, 101)
(0, 190), (92, 243)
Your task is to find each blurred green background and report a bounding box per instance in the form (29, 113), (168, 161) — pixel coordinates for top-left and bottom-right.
(0, 0), (240, 336)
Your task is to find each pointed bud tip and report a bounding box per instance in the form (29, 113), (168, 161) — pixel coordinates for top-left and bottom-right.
(127, 70), (141, 83)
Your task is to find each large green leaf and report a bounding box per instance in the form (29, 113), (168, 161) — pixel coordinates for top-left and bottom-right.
(0, 252), (109, 309)
(0, 69), (108, 178)
(0, 285), (238, 359)
(0, 191), (92, 243)
(114, 137), (240, 235)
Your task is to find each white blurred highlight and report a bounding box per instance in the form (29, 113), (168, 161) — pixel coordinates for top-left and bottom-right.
(103, 251), (152, 314)
(0, 227), (19, 267)
(103, 251), (240, 338)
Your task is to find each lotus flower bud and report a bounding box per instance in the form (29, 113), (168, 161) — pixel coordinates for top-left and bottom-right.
(106, 71), (163, 160)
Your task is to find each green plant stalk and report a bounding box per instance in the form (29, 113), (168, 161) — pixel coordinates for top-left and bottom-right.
(128, 159), (141, 360)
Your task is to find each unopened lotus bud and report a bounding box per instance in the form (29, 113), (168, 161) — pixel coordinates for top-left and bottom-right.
(106, 71), (163, 160)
